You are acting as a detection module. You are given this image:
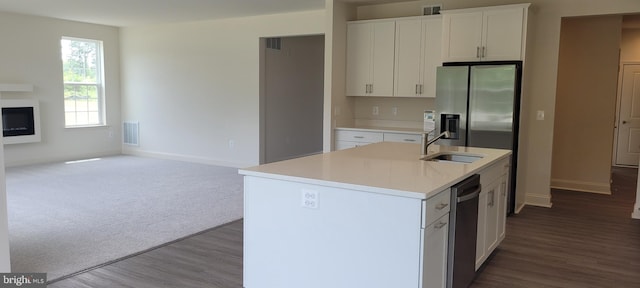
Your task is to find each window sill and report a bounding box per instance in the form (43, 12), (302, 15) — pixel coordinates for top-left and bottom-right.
(65, 124), (110, 129)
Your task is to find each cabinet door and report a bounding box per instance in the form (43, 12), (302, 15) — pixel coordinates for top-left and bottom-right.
(422, 17), (442, 98)
(497, 175), (508, 241)
(394, 19), (423, 97)
(370, 21), (395, 96)
(346, 22), (372, 96)
(484, 179), (500, 254)
(475, 189), (488, 270)
(422, 213), (449, 288)
(482, 8), (524, 61)
(442, 12), (483, 62)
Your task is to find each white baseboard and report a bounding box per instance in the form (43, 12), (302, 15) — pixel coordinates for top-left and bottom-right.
(515, 202), (526, 214)
(525, 193), (553, 208)
(550, 178), (611, 195)
(123, 149), (254, 169)
(633, 203), (640, 219)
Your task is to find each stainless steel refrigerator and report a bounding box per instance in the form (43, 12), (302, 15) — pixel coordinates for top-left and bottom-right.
(435, 62), (521, 215)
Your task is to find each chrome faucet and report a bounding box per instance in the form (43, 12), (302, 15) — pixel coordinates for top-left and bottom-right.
(422, 131), (450, 155)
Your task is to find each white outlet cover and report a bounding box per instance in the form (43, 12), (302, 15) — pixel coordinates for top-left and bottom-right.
(372, 106), (379, 115)
(301, 189), (318, 209)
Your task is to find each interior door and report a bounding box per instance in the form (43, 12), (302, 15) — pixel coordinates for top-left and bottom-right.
(616, 64), (640, 166)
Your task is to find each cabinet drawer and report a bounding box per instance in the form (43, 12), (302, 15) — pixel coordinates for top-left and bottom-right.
(335, 141), (372, 151)
(424, 189), (451, 227)
(335, 130), (383, 143)
(479, 157), (509, 187)
(383, 132), (422, 143)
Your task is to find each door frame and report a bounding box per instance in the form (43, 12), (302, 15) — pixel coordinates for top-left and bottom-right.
(612, 62), (640, 167)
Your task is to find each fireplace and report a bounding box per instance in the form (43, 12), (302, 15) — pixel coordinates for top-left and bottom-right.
(1, 99), (41, 144)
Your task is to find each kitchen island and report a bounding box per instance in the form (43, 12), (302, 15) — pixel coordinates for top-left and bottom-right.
(239, 142), (511, 288)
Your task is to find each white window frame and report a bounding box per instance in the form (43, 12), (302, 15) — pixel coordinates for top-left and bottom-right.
(61, 36), (106, 128)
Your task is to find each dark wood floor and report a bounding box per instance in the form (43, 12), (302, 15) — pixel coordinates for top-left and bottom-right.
(49, 168), (640, 288)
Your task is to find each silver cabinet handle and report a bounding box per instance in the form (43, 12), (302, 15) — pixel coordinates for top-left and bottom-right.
(420, 84), (424, 94)
(477, 46), (480, 58)
(353, 136), (365, 139)
(416, 84), (419, 94)
(482, 46), (486, 58)
(404, 139), (416, 142)
(435, 221), (447, 229)
(435, 203), (448, 210)
(369, 84), (373, 93)
(488, 190), (495, 207)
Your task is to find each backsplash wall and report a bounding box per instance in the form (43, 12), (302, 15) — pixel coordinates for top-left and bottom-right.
(353, 97), (434, 128)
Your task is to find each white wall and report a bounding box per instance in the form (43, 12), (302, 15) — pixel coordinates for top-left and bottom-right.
(0, 12), (122, 167)
(264, 35), (324, 163)
(120, 10), (325, 167)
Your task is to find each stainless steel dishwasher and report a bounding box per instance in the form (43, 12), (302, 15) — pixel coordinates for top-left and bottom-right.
(446, 174), (481, 288)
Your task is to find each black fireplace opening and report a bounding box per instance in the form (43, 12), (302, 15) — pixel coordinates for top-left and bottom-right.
(2, 107), (35, 137)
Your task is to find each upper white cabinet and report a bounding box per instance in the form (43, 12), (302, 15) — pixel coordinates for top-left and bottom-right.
(441, 4), (530, 62)
(346, 20), (395, 97)
(394, 17), (442, 98)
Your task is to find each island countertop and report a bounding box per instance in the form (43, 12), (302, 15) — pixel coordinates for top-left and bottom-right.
(239, 142), (511, 199)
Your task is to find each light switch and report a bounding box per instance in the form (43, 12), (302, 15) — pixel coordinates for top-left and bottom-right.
(372, 106), (379, 116)
(536, 110), (545, 121)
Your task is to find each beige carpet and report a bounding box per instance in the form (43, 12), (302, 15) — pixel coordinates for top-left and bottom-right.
(6, 155), (243, 282)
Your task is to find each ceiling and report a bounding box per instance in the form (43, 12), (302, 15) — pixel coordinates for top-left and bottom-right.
(0, 0), (328, 27)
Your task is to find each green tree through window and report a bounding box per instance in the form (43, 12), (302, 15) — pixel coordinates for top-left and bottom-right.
(61, 37), (104, 127)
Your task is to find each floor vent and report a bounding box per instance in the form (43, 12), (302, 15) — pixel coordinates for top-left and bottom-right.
(123, 121), (139, 146)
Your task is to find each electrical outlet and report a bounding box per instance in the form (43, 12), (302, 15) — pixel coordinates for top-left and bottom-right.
(301, 189), (318, 209)
(392, 107), (398, 116)
(372, 106), (379, 116)
(536, 110), (545, 121)
(228, 139), (235, 149)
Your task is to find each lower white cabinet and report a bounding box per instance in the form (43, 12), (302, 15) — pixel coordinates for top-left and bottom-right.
(475, 158), (509, 270)
(422, 213), (449, 288)
(335, 129), (422, 150)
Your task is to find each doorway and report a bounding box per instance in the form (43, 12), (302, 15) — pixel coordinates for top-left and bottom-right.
(259, 35), (325, 164)
(614, 63), (640, 167)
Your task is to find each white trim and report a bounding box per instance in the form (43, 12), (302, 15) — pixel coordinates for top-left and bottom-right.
(632, 204), (640, 219)
(550, 178), (611, 195)
(525, 193), (552, 208)
(122, 148), (253, 169)
(515, 202), (526, 214)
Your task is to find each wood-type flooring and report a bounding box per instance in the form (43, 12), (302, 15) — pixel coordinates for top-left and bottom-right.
(49, 167), (640, 288)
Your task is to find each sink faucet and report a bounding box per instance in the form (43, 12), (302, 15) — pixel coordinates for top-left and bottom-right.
(422, 131), (450, 155)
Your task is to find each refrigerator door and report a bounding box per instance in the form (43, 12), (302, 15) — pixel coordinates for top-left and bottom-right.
(435, 66), (468, 147)
(467, 65), (516, 149)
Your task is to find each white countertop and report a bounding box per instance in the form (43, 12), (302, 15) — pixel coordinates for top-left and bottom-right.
(239, 142), (511, 199)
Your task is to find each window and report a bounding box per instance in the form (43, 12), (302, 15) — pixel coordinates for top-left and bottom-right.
(61, 37), (105, 127)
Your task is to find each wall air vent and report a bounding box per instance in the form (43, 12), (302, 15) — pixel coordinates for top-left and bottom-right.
(266, 38), (282, 50)
(423, 4), (442, 15)
(123, 121), (139, 146)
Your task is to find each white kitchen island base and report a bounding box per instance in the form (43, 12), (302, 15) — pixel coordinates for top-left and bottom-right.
(240, 142), (510, 288)
(244, 176), (448, 288)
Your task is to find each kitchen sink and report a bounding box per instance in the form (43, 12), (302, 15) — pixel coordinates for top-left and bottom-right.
(421, 152), (483, 164)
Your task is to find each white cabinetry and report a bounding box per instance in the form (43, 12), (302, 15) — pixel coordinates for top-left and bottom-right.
(244, 175), (450, 288)
(335, 129), (422, 150)
(346, 20), (395, 96)
(475, 157), (509, 270)
(441, 4), (529, 62)
(394, 17), (442, 98)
